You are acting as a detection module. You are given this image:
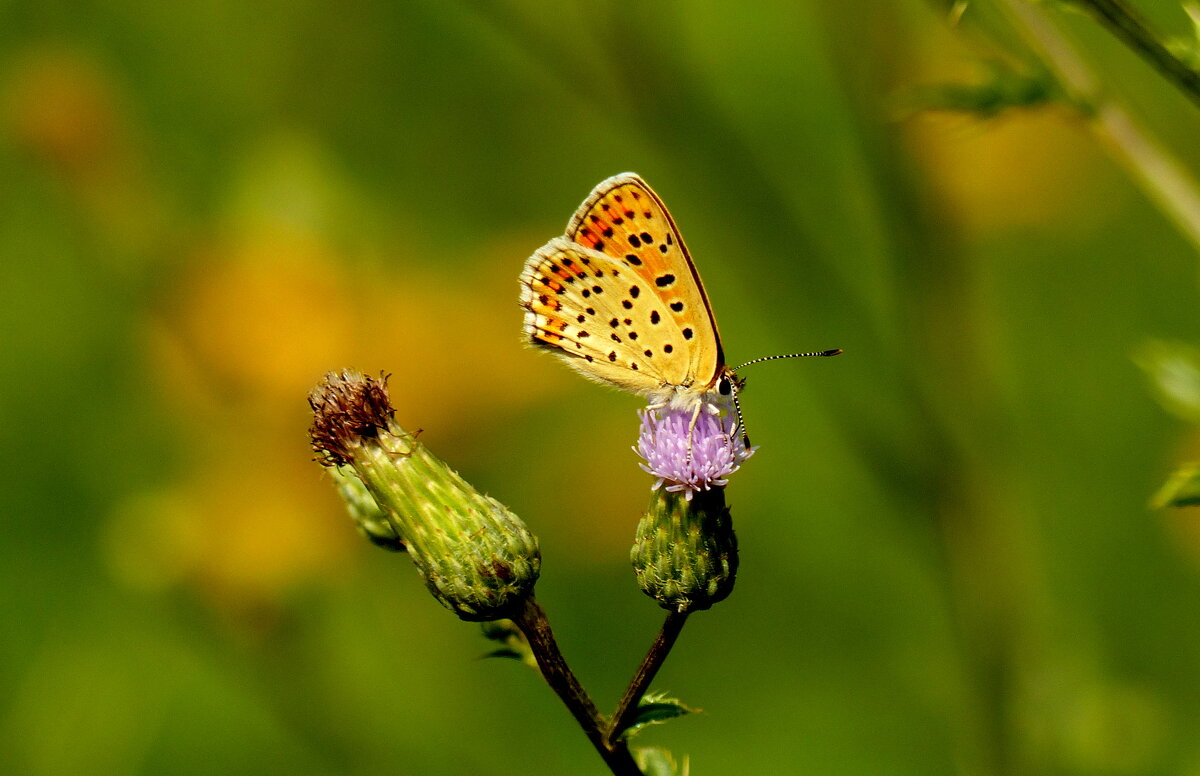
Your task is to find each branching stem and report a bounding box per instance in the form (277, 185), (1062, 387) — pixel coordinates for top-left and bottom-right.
(995, 0), (1200, 251)
(606, 611), (690, 745)
(1068, 0), (1200, 110)
(514, 596), (644, 776)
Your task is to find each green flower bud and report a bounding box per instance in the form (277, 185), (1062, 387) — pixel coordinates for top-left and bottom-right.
(630, 488), (737, 613)
(330, 465), (406, 552)
(309, 370), (541, 621)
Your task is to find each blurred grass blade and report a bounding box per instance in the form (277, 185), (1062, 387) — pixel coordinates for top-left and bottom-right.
(1152, 463), (1200, 507)
(1135, 340), (1200, 423)
(1166, 3), (1200, 68)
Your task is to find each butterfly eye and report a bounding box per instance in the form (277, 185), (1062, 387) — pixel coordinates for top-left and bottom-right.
(718, 377), (733, 396)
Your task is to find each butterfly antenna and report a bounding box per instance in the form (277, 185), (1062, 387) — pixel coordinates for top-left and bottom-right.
(727, 349), (840, 445)
(731, 349), (843, 372)
(730, 385), (751, 447)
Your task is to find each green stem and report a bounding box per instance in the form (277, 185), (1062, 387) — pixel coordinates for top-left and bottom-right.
(996, 0), (1200, 252)
(514, 596), (643, 776)
(606, 611), (690, 745)
(1067, 0), (1200, 110)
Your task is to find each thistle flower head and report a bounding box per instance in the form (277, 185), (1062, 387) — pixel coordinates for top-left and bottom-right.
(634, 406), (756, 498)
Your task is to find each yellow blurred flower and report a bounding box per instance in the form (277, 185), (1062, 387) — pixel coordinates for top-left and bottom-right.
(3, 44), (169, 260)
(127, 193), (583, 616)
(4, 46), (119, 175)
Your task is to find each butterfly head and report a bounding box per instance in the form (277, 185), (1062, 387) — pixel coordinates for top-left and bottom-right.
(717, 370), (747, 398)
(711, 367), (749, 446)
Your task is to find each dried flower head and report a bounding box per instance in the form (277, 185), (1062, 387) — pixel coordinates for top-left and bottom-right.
(308, 369), (394, 467)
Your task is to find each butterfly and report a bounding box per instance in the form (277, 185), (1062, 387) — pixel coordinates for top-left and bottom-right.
(519, 172), (839, 440)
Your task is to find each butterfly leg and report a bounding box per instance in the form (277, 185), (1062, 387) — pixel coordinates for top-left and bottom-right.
(683, 401), (709, 464)
(707, 400), (742, 456)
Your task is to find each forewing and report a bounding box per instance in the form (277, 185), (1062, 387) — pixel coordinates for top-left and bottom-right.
(564, 173), (724, 389)
(520, 237), (675, 396)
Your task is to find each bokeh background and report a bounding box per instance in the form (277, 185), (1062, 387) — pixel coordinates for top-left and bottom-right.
(5, 1), (1200, 774)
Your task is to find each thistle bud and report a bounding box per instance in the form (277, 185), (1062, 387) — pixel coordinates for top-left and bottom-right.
(631, 488), (738, 613)
(309, 370), (540, 621)
(330, 465), (406, 552)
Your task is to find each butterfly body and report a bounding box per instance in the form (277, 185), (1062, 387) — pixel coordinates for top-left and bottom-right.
(520, 173), (733, 416)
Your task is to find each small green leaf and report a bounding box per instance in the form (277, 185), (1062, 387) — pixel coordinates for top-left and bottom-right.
(479, 620), (537, 668)
(618, 691), (699, 740)
(480, 647), (525, 661)
(1152, 463), (1200, 508)
(1166, 3), (1200, 69)
(904, 60), (1057, 118)
(330, 465), (407, 552)
(1135, 340), (1200, 423)
(1044, 0), (1093, 18)
(633, 746), (689, 776)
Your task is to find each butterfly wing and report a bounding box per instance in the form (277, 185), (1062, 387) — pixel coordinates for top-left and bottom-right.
(521, 237), (678, 396)
(564, 173), (725, 391)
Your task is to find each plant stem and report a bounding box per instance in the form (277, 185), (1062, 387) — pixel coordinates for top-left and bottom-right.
(514, 596), (644, 776)
(606, 611), (690, 745)
(1067, 0), (1200, 110)
(996, 0), (1200, 251)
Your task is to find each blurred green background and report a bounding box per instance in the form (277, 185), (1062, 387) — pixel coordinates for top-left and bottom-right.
(5, 1), (1200, 774)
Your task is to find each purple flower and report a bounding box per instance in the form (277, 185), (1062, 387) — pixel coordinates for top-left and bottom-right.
(634, 406), (756, 498)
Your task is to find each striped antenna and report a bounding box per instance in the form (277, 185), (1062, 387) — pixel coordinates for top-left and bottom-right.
(727, 349), (842, 446)
(732, 349), (843, 372)
(730, 383), (750, 447)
